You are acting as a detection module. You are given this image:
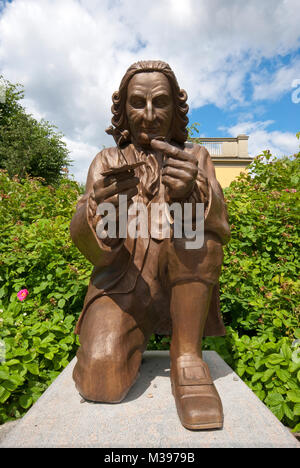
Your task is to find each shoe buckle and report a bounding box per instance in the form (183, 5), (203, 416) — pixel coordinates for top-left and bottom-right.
(177, 362), (213, 386)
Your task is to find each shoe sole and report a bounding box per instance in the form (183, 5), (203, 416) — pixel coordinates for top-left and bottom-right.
(182, 421), (223, 430)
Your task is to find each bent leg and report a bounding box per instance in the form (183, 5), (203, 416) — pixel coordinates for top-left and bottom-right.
(169, 281), (213, 360)
(161, 234), (224, 429)
(73, 295), (149, 403)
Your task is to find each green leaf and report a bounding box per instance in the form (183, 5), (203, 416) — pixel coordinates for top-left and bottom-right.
(25, 362), (39, 375)
(0, 369), (10, 380)
(280, 343), (292, 361)
(273, 318), (282, 327)
(276, 368), (290, 383)
(252, 372), (264, 383)
(22, 352), (37, 363)
(293, 403), (300, 416)
(270, 404), (284, 421)
(44, 352), (54, 360)
(287, 390), (300, 403)
(0, 385), (11, 403)
(292, 350), (300, 364)
(5, 359), (20, 366)
(262, 368), (275, 382)
(245, 366), (255, 376)
(19, 394), (33, 409)
(267, 354), (285, 365)
(283, 403), (294, 420)
(292, 423), (300, 433)
(265, 391), (284, 406)
(57, 299), (65, 309)
(286, 379), (299, 391)
(2, 379), (18, 392)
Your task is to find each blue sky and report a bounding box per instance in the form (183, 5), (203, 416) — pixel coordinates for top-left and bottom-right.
(0, 0), (299, 182)
(190, 83), (300, 138)
(189, 49), (300, 140)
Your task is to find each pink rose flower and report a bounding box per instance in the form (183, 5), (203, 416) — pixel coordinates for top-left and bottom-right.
(17, 289), (29, 301)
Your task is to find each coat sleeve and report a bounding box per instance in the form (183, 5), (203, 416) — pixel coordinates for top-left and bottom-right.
(185, 145), (231, 246)
(69, 150), (125, 267)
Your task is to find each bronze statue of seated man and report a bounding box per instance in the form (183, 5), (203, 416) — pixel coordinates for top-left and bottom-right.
(70, 60), (230, 430)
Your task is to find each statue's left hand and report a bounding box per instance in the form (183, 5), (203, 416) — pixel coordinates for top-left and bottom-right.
(150, 139), (199, 200)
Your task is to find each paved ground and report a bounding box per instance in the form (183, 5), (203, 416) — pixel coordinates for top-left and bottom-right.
(0, 351), (299, 448)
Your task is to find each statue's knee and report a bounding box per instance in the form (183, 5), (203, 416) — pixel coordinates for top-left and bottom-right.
(73, 349), (138, 403)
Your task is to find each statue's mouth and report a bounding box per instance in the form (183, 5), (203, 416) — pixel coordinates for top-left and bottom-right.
(140, 125), (159, 132)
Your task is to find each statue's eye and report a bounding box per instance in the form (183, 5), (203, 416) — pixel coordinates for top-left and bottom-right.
(153, 95), (170, 108)
(130, 97), (145, 109)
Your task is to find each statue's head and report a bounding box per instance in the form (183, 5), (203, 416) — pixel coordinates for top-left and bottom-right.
(106, 60), (189, 148)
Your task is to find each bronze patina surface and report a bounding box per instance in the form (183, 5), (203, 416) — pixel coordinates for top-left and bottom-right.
(70, 60), (230, 430)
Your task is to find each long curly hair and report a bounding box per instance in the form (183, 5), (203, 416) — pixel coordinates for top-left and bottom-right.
(106, 60), (189, 147)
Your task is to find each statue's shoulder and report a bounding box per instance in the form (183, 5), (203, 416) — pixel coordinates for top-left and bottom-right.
(91, 146), (119, 169)
(94, 146), (118, 161)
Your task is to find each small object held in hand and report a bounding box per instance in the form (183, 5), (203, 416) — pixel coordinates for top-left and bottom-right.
(101, 161), (146, 177)
(152, 136), (167, 142)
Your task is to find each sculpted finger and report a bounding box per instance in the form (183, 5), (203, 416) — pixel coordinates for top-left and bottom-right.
(104, 186), (139, 205)
(151, 139), (195, 163)
(93, 178), (106, 191)
(162, 165), (195, 183)
(161, 174), (178, 189)
(163, 158), (198, 177)
(102, 170), (135, 187)
(100, 176), (139, 200)
(93, 172), (138, 199)
(165, 151), (198, 164)
(150, 139), (180, 156)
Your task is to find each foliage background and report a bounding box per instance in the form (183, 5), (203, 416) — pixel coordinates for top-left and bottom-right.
(0, 77), (71, 185)
(0, 145), (299, 431)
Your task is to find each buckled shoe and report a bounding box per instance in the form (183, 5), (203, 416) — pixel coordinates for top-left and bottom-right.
(170, 355), (223, 430)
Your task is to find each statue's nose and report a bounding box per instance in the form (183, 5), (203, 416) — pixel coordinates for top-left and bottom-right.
(144, 99), (154, 122)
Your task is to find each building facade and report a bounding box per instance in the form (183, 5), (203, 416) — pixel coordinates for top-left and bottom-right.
(192, 135), (252, 188)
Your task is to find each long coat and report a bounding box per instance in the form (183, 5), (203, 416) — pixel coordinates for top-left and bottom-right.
(70, 141), (231, 336)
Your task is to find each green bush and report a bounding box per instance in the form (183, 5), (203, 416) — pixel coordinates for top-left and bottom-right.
(203, 330), (300, 430)
(203, 148), (300, 432)
(0, 170), (91, 423)
(0, 76), (71, 185)
(0, 143), (299, 432)
(220, 150), (299, 340)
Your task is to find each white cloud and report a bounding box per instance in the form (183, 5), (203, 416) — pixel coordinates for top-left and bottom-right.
(62, 137), (100, 183)
(0, 0), (299, 181)
(222, 120), (299, 158)
(251, 57), (300, 101)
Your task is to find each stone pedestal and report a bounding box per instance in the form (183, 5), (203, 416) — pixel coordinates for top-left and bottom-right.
(0, 351), (299, 448)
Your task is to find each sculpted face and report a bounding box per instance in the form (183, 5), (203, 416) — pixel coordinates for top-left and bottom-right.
(126, 71), (174, 148)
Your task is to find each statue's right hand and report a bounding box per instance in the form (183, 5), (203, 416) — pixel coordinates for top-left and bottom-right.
(88, 171), (140, 230)
(93, 171), (140, 205)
